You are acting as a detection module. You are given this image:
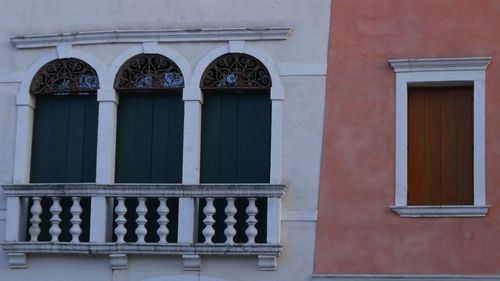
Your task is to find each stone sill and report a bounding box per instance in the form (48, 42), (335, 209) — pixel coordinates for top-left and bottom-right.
(2, 242), (282, 270)
(390, 205), (489, 217)
(1, 242), (281, 255)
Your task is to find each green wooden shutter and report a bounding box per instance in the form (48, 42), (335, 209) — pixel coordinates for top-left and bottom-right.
(115, 93), (184, 183)
(200, 91), (271, 183)
(199, 90), (271, 243)
(30, 95), (98, 183)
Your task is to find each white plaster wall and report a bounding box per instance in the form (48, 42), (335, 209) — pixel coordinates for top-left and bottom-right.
(0, 0), (330, 280)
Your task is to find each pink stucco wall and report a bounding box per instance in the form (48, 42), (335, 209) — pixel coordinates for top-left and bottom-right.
(315, 0), (500, 274)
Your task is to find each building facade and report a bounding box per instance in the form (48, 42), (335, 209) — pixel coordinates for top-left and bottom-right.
(0, 1), (330, 281)
(314, 1), (500, 280)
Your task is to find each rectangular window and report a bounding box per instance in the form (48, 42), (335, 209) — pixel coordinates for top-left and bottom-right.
(408, 86), (473, 205)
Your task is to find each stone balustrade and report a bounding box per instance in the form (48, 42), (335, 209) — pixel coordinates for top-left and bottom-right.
(1, 183), (285, 271)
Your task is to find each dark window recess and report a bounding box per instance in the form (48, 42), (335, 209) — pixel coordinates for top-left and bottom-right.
(408, 86), (474, 205)
(115, 93), (184, 183)
(197, 197), (267, 243)
(199, 90), (271, 243)
(25, 197), (91, 242)
(111, 197), (179, 243)
(30, 95), (98, 183)
(200, 91), (271, 183)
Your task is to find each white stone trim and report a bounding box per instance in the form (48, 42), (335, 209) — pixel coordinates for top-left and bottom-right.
(191, 43), (285, 184)
(6, 253), (27, 269)
(109, 253), (128, 270)
(14, 49), (107, 184)
(182, 254), (201, 271)
(1, 183), (287, 198)
(388, 57), (491, 73)
(390, 205), (489, 217)
(312, 274), (500, 281)
(258, 255), (277, 271)
(1, 242), (282, 256)
(389, 57), (491, 215)
(11, 27), (292, 49)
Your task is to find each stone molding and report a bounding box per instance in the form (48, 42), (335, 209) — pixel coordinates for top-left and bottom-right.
(11, 27), (292, 49)
(2, 242), (282, 270)
(388, 57), (490, 213)
(391, 205), (489, 218)
(1, 183), (286, 198)
(389, 57), (492, 73)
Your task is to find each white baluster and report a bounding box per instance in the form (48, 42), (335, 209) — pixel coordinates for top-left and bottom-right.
(157, 198), (169, 243)
(29, 197), (42, 242)
(70, 197), (82, 243)
(224, 197), (237, 245)
(49, 197), (62, 242)
(135, 197), (147, 243)
(202, 198), (216, 244)
(245, 198), (258, 244)
(114, 197), (127, 243)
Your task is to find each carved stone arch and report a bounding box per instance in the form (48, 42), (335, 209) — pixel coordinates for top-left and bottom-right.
(30, 58), (99, 95)
(200, 53), (271, 89)
(114, 54), (185, 91)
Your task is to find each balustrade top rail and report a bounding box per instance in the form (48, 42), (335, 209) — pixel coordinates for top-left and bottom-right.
(1, 183), (286, 198)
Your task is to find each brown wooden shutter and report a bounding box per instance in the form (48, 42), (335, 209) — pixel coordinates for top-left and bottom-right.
(408, 86), (473, 205)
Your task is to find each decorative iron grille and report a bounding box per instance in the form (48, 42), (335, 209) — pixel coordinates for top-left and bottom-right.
(201, 53), (272, 89)
(114, 54), (184, 90)
(30, 58), (99, 95)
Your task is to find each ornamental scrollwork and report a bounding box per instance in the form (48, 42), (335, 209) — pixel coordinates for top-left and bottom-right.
(30, 58), (99, 95)
(201, 53), (272, 89)
(114, 54), (184, 90)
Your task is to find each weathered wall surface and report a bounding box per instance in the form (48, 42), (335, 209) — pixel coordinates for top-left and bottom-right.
(315, 0), (500, 274)
(0, 1), (331, 280)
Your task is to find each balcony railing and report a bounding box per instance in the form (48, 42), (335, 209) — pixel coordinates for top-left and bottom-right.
(1, 183), (286, 271)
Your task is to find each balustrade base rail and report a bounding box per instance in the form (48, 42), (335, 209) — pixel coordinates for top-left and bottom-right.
(2, 183), (286, 271)
(1, 242), (282, 255)
(2, 242), (282, 271)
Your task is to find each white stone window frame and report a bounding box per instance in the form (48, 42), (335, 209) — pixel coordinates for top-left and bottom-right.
(389, 57), (491, 218)
(13, 41), (284, 186)
(11, 40), (285, 249)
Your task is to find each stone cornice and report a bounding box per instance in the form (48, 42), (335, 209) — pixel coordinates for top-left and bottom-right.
(389, 57), (492, 73)
(11, 27), (292, 49)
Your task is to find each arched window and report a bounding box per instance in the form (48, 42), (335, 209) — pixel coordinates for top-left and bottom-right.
(113, 54), (184, 243)
(114, 54), (184, 185)
(30, 58), (99, 183)
(28, 58), (98, 242)
(199, 53), (272, 243)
